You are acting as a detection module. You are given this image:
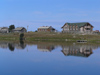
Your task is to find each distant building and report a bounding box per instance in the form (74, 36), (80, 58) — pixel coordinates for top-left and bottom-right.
(13, 27), (27, 33)
(93, 30), (99, 34)
(62, 22), (93, 33)
(38, 26), (56, 32)
(0, 27), (9, 33)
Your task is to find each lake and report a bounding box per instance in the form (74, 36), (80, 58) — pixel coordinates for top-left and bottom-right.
(0, 41), (100, 75)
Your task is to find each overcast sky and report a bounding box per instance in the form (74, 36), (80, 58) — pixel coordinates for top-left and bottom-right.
(0, 0), (100, 31)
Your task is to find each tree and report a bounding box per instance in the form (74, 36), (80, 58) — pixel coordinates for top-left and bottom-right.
(20, 33), (24, 40)
(9, 25), (15, 32)
(8, 43), (15, 51)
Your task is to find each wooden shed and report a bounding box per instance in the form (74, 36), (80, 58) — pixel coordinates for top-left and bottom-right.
(13, 27), (27, 33)
(38, 26), (56, 32)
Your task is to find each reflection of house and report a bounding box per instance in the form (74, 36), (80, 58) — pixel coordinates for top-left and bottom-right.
(62, 22), (93, 33)
(0, 27), (9, 33)
(0, 42), (8, 48)
(37, 45), (55, 52)
(13, 27), (27, 33)
(0, 41), (26, 50)
(14, 43), (26, 49)
(61, 45), (98, 57)
(38, 26), (56, 32)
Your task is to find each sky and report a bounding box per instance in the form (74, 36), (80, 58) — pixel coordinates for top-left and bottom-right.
(0, 0), (100, 31)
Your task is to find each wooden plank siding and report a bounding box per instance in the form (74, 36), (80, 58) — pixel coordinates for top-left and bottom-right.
(62, 22), (93, 34)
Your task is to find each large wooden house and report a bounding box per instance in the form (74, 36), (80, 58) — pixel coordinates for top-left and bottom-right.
(38, 26), (56, 32)
(62, 22), (93, 33)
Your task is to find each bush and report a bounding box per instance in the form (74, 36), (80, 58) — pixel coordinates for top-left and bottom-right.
(20, 33), (24, 40)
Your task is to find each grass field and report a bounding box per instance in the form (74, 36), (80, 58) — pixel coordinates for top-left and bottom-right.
(0, 32), (100, 43)
(24, 32), (100, 42)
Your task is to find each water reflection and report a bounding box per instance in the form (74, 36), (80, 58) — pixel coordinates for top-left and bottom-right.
(8, 43), (15, 51)
(37, 44), (55, 52)
(61, 45), (96, 57)
(0, 41), (26, 51)
(0, 41), (99, 58)
(35, 42), (99, 57)
(0, 42), (8, 48)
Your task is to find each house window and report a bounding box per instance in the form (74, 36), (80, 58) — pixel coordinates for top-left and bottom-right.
(76, 25), (78, 30)
(86, 28), (90, 30)
(73, 26), (75, 30)
(70, 26), (72, 30)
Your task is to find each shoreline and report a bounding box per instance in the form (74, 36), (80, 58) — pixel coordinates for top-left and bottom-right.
(0, 32), (100, 43)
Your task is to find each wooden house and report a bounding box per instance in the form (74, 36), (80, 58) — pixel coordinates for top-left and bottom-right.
(13, 27), (27, 33)
(62, 22), (93, 33)
(0, 27), (9, 33)
(38, 26), (56, 32)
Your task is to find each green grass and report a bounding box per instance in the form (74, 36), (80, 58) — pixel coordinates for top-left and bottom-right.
(0, 32), (100, 43)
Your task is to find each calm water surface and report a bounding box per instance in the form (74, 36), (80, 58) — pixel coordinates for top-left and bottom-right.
(0, 41), (100, 75)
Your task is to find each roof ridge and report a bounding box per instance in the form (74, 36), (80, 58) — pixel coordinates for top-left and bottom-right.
(66, 22), (88, 24)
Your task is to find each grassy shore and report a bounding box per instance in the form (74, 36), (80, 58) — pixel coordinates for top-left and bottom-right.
(0, 32), (100, 43)
(24, 32), (100, 43)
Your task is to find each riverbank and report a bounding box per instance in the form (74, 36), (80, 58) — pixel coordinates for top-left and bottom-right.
(0, 32), (100, 43)
(24, 32), (100, 43)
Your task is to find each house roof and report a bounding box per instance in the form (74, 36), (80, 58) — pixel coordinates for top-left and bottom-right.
(13, 27), (25, 31)
(38, 26), (51, 29)
(38, 26), (55, 30)
(2, 27), (8, 29)
(62, 22), (93, 28)
(0, 27), (8, 29)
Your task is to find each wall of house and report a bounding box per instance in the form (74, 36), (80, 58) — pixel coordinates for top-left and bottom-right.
(80, 27), (84, 32)
(62, 24), (93, 34)
(0, 29), (9, 33)
(62, 25), (80, 33)
(63, 24), (69, 31)
(21, 29), (27, 32)
(84, 25), (92, 31)
(38, 29), (49, 32)
(38, 28), (55, 32)
(80, 25), (93, 33)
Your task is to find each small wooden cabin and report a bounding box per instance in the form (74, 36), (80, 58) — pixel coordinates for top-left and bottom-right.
(38, 26), (56, 32)
(13, 27), (27, 33)
(0, 27), (9, 33)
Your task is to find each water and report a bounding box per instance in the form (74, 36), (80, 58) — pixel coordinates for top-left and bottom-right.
(0, 41), (100, 75)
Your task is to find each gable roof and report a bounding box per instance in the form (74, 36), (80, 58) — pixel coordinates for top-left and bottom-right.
(38, 26), (55, 30)
(0, 27), (8, 29)
(13, 27), (26, 31)
(62, 22), (93, 28)
(38, 26), (50, 29)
